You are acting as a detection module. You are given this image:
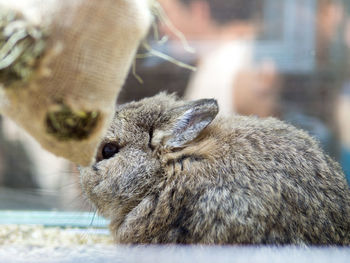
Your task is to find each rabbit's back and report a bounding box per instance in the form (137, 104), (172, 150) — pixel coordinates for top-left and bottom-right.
(178, 115), (350, 244)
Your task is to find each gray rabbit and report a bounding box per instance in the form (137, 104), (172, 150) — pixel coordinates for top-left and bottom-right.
(80, 93), (350, 245)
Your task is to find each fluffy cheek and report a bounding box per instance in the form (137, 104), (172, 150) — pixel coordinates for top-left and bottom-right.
(80, 153), (161, 219)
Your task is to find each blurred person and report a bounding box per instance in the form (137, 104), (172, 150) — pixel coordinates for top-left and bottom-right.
(159, 0), (272, 117)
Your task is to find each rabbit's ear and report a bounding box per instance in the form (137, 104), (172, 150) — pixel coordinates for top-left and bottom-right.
(163, 99), (218, 148)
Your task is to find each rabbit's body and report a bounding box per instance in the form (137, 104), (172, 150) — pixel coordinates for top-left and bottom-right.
(80, 93), (350, 245)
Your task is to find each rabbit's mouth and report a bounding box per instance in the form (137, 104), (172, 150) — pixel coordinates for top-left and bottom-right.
(79, 166), (111, 216)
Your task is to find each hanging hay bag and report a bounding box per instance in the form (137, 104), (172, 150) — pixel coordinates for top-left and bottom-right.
(0, 0), (152, 165)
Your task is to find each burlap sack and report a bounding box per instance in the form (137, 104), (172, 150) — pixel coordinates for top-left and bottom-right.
(0, 0), (152, 165)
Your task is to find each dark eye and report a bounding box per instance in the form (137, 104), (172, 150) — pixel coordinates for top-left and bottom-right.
(102, 143), (119, 160)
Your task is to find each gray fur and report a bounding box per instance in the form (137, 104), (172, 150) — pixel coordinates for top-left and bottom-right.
(80, 93), (350, 245)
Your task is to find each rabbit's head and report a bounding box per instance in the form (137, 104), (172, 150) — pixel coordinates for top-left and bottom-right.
(80, 93), (218, 220)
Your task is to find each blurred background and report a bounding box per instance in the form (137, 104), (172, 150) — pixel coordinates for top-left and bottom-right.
(0, 0), (349, 211)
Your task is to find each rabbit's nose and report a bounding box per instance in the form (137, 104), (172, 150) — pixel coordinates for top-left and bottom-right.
(92, 164), (99, 171)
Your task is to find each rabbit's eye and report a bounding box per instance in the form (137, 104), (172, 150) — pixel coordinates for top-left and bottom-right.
(102, 143), (119, 160)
